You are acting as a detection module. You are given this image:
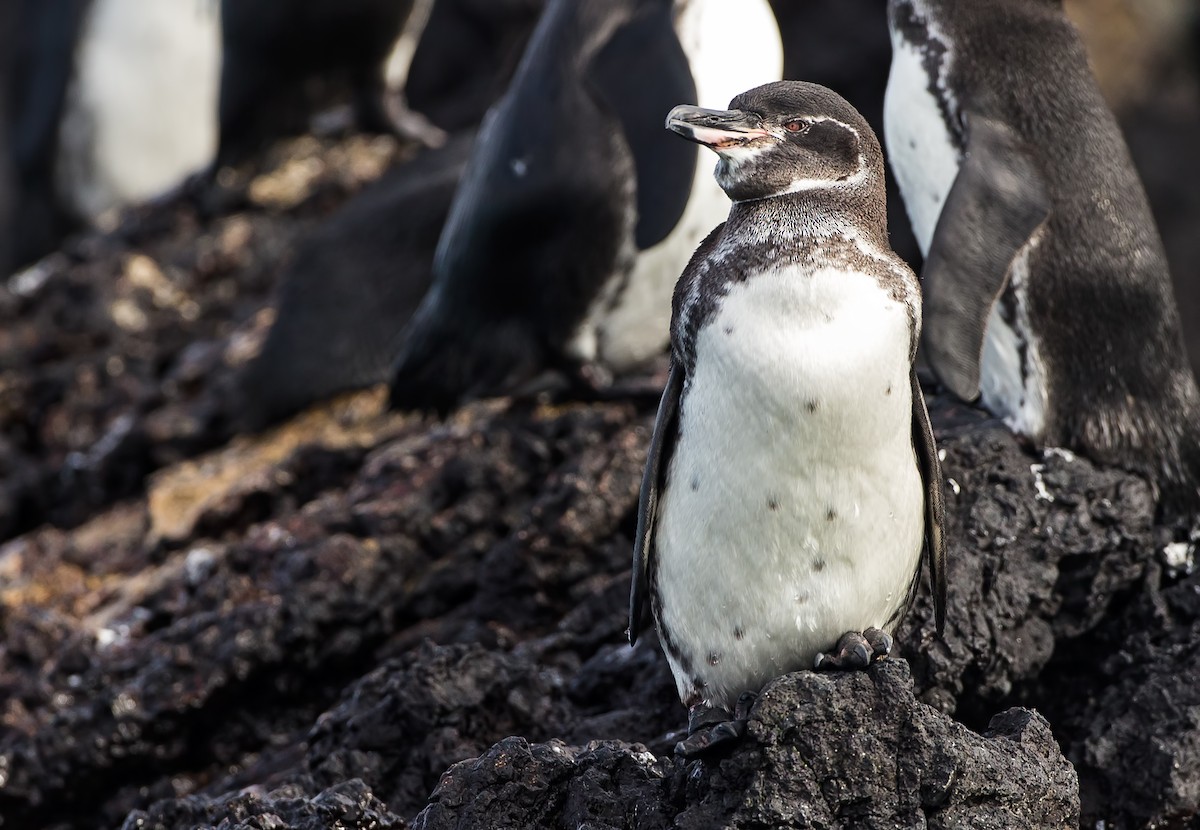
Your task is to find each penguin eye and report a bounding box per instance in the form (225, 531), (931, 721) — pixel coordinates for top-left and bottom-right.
(784, 120), (810, 134)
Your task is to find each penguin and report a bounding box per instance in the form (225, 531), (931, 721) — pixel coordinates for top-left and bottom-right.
(222, 1), (556, 429)
(4, 0), (444, 276)
(883, 0), (1200, 510)
(388, 0), (783, 413)
(56, 0), (220, 224)
(629, 81), (947, 756)
(0, 0), (222, 275)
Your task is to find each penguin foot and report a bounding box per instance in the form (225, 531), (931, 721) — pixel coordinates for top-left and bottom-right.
(382, 95), (449, 149)
(814, 627), (893, 670)
(675, 692), (757, 758)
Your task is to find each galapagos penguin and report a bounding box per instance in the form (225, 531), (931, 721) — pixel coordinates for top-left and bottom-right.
(630, 81), (947, 755)
(884, 0), (1200, 510)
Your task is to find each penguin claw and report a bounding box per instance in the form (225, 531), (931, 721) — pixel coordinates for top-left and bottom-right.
(864, 627), (893, 657)
(675, 718), (745, 758)
(675, 698), (754, 758)
(814, 628), (892, 671)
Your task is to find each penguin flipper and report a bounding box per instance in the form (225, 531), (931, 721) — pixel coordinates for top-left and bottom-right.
(921, 113), (1050, 402)
(911, 368), (947, 636)
(586, 2), (698, 250)
(629, 360), (683, 645)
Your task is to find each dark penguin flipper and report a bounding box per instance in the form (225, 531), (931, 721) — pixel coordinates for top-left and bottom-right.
(921, 113), (1050, 402)
(586, 1), (697, 250)
(629, 361), (682, 644)
(911, 368), (947, 635)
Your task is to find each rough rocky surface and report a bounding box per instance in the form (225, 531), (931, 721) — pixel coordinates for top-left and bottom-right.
(417, 661), (1079, 830)
(2, 6), (1200, 829)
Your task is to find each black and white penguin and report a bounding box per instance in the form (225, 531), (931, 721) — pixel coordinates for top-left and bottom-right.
(227, 1), (560, 428)
(884, 0), (1200, 509)
(3, 0), (443, 275)
(55, 0), (221, 224)
(2, 0), (94, 273)
(388, 0), (783, 413)
(629, 81), (947, 754)
(0, 0), (220, 275)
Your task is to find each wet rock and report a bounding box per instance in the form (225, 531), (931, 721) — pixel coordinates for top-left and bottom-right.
(1047, 561), (1200, 828)
(897, 406), (1159, 720)
(305, 642), (573, 818)
(415, 737), (673, 830)
(121, 779), (405, 830)
(415, 661), (1078, 830)
(0, 134), (409, 543)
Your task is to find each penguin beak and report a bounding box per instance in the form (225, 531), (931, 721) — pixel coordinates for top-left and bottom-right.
(665, 105), (772, 150)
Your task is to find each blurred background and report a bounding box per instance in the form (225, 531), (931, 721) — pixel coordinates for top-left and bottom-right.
(0, 0), (1197, 539)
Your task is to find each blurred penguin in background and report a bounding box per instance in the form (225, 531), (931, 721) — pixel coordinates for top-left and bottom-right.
(2, 0), (94, 275)
(0, 0), (443, 277)
(234, 0), (550, 428)
(56, 0), (221, 224)
(1, 0), (219, 276)
(388, 0), (784, 413)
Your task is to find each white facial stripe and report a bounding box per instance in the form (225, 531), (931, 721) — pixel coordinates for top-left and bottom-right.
(715, 115), (870, 201)
(775, 163), (868, 195)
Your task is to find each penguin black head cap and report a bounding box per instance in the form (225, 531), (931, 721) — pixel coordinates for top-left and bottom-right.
(665, 80), (883, 204)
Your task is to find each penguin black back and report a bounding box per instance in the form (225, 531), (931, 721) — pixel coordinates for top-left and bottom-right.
(2, 0), (91, 273)
(887, 0), (1200, 509)
(389, 0), (697, 413)
(406, 0), (546, 132)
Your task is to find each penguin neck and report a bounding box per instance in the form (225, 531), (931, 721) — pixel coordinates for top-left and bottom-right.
(725, 189), (889, 247)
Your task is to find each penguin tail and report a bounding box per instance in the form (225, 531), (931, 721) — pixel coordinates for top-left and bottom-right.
(1155, 422), (1200, 521)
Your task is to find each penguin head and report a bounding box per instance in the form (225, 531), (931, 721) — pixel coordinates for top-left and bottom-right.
(665, 80), (883, 204)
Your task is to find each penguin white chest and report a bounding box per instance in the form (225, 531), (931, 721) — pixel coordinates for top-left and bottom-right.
(883, 30), (960, 255)
(58, 0), (220, 221)
(653, 264), (925, 710)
